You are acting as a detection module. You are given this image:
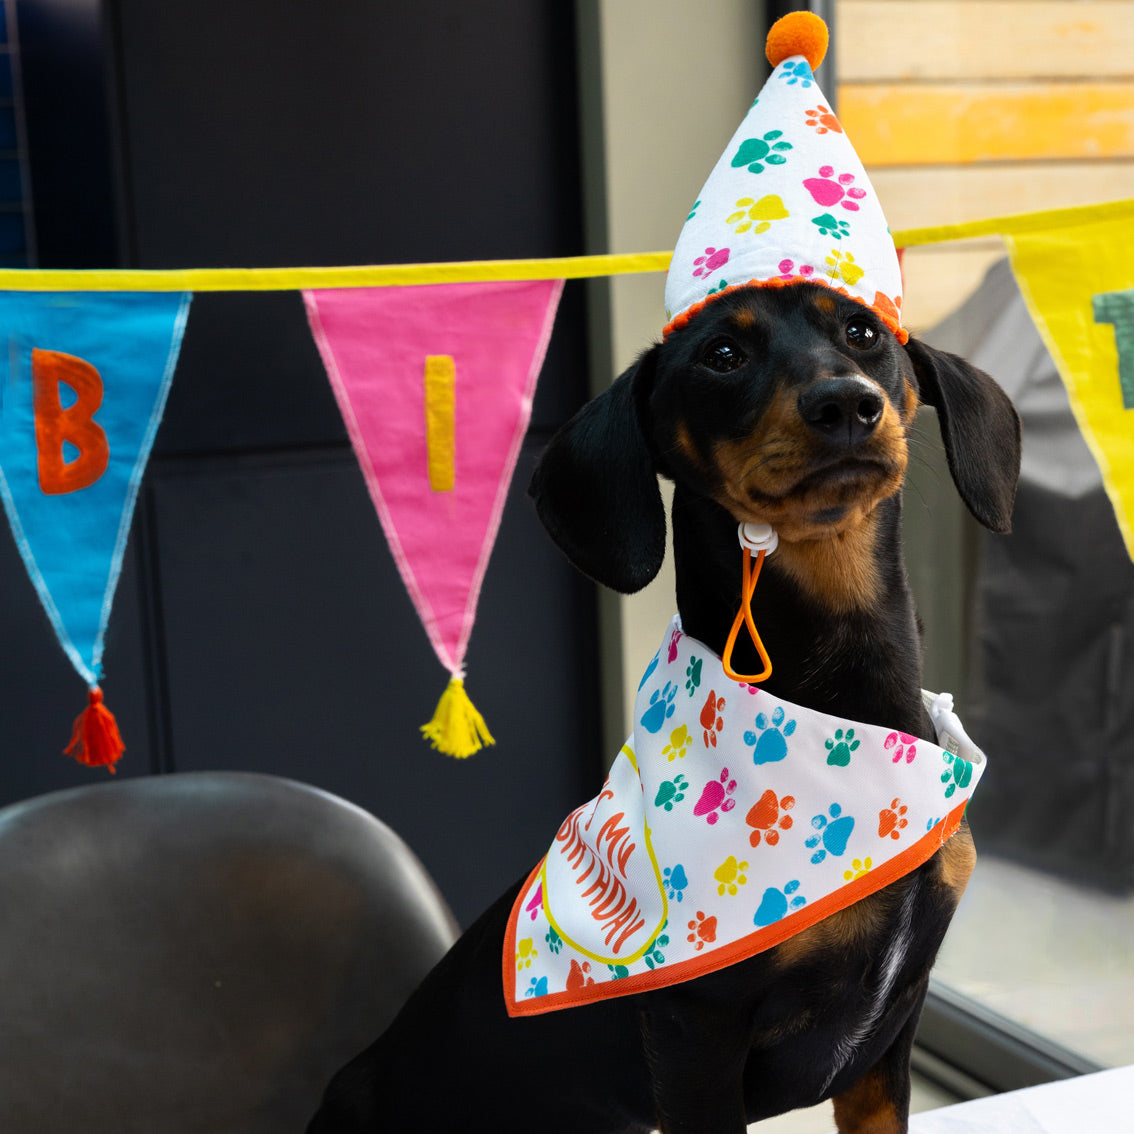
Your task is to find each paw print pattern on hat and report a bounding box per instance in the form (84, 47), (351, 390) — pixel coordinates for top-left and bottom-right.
(664, 10), (905, 343)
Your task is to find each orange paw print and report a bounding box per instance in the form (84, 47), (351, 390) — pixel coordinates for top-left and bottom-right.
(746, 788), (796, 847)
(687, 910), (718, 951)
(700, 689), (726, 747)
(878, 798), (909, 840)
(805, 104), (842, 134)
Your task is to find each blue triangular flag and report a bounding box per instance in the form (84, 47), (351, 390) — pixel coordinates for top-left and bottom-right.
(0, 290), (191, 766)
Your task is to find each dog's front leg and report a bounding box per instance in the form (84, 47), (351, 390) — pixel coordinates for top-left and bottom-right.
(638, 996), (749, 1134)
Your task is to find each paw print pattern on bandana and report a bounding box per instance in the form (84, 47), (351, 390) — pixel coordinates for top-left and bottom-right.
(525, 975), (548, 998)
(753, 879), (806, 925)
(642, 926), (670, 970)
(777, 60), (814, 88)
(701, 689), (726, 747)
(687, 910), (718, 951)
(843, 857), (872, 882)
(803, 166), (867, 211)
(745, 705), (796, 765)
(885, 732), (918, 764)
(668, 627), (682, 663)
(685, 656), (703, 695)
(515, 939), (537, 971)
(693, 247), (730, 279)
(654, 773), (689, 812)
(524, 883), (543, 921)
(804, 104), (842, 134)
(825, 728), (860, 767)
(812, 213), (850, 240)
(714, 855), (750, 896)
(731, 131), (793, 173)
(545, 925), (562, 954)
(826, 249), (865, 286)
(694, 767), (738, 824)
(746, 789), (796, 847)
(879, 798), (909, 839)
(805, 803), (855, 862)
(942, 751), (975, 798)
(726, 193), (790, 235)
(662, 723), (692, 762)
(664, 864), (689, 903)
(566, 959), (596, 991)
(641, 681), (677, 733)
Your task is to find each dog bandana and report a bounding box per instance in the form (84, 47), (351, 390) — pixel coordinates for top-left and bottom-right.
(504, 616), (984, 1016)
(663, 11), (905, 342)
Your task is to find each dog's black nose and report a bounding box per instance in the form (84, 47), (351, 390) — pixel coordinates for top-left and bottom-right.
(798, 377), (885, 447)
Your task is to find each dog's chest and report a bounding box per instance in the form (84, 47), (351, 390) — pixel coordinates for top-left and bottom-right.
(503, 618), (983, 1017)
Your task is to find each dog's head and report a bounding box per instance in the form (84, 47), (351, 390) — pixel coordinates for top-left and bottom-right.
(530, 283), (1021, 594)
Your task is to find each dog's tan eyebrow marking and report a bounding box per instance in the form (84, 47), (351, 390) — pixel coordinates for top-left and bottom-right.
(813, 292), (837, 316)
(730, 308), (757, 330)
(674, 420), (704, 467)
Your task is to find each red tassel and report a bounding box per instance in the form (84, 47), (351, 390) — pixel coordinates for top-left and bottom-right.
(64, 687), (125, 773)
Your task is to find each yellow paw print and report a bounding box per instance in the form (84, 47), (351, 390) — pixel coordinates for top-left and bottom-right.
(714, 854), (750, 896)
(843, 857), (873, 882)
(515, 938), (538, 971)
(726, 194), (789, 235)
(826, 249), (865, 286)
(662, 723), (692, 761)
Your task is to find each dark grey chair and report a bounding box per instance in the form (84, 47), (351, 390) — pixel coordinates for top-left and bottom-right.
(0, 771), (458, 1133)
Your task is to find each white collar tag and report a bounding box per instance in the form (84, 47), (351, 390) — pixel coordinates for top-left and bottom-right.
(504, 616), (985, 1016)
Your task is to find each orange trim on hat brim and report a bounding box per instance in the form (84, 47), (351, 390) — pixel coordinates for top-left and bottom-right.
(662, 276), (909, 345)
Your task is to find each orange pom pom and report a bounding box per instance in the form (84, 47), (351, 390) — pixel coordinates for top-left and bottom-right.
(765, 11), (828, 71)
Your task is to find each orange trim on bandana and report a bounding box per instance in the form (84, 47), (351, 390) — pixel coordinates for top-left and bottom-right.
(503, 798), (968, 1017)
(662, 276), (909, 344)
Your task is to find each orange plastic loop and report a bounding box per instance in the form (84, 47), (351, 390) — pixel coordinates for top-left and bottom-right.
(721, 549), (773, 684)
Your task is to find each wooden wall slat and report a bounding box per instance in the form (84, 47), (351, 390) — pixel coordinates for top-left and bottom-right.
(841, 82), (1134, 165)
(838, 0), (1134, 83)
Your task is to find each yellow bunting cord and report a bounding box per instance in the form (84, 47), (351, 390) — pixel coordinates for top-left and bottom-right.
(421, 676), (496, 760)
(0, 199), (1128, 293)
(721, 549), (773, 685)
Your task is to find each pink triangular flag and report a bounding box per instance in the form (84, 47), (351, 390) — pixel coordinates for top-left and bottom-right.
(304, 278), (563, 756)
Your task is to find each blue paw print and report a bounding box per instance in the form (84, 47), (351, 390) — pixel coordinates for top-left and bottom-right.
(753, 879), (807, 926)
(744, 705), (797, 765)
(638, 652), (660, 691)
(812, 213), (851, 241)
(806, 803), (856, 863)
(778, 60), (814, 88)
(825, 727), (860, 767)
(663, 864), (689, 903)
(525, 975), (548, 998)
(641, 681), (678, 733)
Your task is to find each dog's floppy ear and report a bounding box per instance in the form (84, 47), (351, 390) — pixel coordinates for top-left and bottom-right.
(529, 348), (665, 593)
(905, 337), (1022, 533)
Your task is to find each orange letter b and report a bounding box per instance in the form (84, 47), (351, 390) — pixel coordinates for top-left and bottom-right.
(32, 348), (110, 495)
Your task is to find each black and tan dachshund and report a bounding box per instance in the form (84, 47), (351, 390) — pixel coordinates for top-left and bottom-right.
(308, 281), (1021, 1133)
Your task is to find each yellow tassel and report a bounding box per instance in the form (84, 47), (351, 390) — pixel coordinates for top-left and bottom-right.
(420, 676), (495, 759)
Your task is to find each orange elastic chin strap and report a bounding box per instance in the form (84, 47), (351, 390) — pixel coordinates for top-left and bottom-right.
(721, 523), (777, 684)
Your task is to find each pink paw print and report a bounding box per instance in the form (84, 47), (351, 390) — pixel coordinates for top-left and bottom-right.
(884, 732), (918, 764)
(803, 166), (868, 211)
(693, 246), (730, 278)
(667, 626), (682, 662)
(524, 882), (543, 920)
(777, 258), (815, 280)
(693, 767), (737, 825)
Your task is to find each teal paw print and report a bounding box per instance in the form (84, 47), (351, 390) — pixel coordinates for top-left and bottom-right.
(607, 963), (629, 980)
(654, 774), (689, 812)
(706, 279), (729, 296)
(663, 864), (688, 903)
(641, 681), (678, 733)
(524, 975), (548, 998)
(731, 130), (792, 174)
(685, 656), (703, 695)
(753, 879), (806, 926)
(825, 728), (860, 767)
(812, 213), (851, 240)
(643, 926), (670, 970)
(941, 751), (974, 798)
(805, 802), (856, 863)
(744, 706), (796, 765)
(544, 925), (563, 954)
(686, 199), (701, 221)
(777, 60), (814, 88)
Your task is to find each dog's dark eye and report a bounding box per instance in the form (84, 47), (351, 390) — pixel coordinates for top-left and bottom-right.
(701, 339), (747, 373)
(845, 320), (878, 351)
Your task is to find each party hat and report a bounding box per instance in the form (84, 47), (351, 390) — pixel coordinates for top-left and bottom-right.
(664, 11), (905, 342)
